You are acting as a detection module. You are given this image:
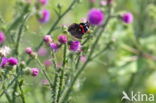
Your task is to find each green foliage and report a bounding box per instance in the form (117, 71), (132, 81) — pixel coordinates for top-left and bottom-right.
(0, 0), (156, 103)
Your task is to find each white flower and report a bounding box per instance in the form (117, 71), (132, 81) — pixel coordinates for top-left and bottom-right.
(0, 46), (11, 56)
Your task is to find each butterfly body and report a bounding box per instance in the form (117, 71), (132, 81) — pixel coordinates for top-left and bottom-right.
(68, 22), (90, 39)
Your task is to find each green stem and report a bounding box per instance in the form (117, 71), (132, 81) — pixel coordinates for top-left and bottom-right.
(19, 82), (26, 103)
(82, 27), (99, 45)
(26, 0), (79, 65)
(0, 66), (23, 99)
(36, 58), (53, 88)
(59, 8), (112, 103)
(91, 41), (112, 59)
(75, 53), (81, 69)
(56, 44), (67, 103)
(4, 91), (12, 103)
(6, 4), (30, 43)
(15, 14), (30, 56)
(52, 72), (59, 103)
(12, 81), (18, 103)
(0, 73), (21, 97)
(51, 51), (57, 69)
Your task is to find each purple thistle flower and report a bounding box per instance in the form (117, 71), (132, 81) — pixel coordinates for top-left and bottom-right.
(25, 47), (33, 55)
(0, 32), (6, 44)
(31, 68), (39, 77)
(0, 57), (8, 68)
(50, 43), (59, 51)
(39, 0), (48, 5)
(69, 41), (81, 52)
(87, 8), (104, 25)
(58, 35), (68, 44)
(39, 9), (50, 23)
(38, 47), (47, 56)
(122, 12), (133, 24)
(43, 35), (53, 44)
(7, 57), (18, 66)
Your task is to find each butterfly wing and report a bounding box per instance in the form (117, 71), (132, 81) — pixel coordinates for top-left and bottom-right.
(68, 23), (83, 39)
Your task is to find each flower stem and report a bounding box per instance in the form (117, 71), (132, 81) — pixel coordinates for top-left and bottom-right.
(19, 81), (26, 103)
(6, 4), (30, 43)
(56, 44), (67, 103)
(59, 6), (112, 103)
(26, 0), (79, 65)
(91, 41), (112, 59)
(36, 58), (53, 88)
(15, 14), (30, 56)
(4, 91), (12, 103)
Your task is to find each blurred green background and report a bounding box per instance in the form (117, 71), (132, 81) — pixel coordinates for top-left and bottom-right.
(0, 0), (156, 103)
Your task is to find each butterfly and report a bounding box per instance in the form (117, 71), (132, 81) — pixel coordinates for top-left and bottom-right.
(68, 22), (90, 39)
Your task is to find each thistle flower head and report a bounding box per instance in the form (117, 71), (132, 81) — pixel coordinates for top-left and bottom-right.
(0, 32), (6, 44)
(58, 35), (68, 44)
(39, 9), (50, 23)
(87, 8), (104, 25)
(25, 47), (33, 55)
(31, 68), (39, 77)
(122, 12), (133, 24)
(38, 47), (47, 56)
(7, 57), (18, 66)
(50, 43), (59, 52)
(69, 41), (81, 52)
(0, 57), (8, 68)
(38, 0), (48, 5)
(43, 35), (52, 43)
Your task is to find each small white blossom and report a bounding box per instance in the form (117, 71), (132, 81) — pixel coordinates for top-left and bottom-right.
(0, 46), (11, 57)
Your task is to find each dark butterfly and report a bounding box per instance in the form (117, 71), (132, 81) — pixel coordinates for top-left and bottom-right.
(68, 22), (90, 39)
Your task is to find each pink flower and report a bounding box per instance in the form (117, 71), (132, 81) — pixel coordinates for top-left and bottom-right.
(38, 47), (47, 56)
(58, 35), (68, 44)
(100, 1), (107, 6)
(25, 47), (33, 55)
(0, 57), (8, 68)
(39, 9), (50, 23)
(69, 41), (81, 52)
(50, 43), (59, 52)
(0, 57), (18, 67)
(87, 9), (104, 25)
(7, 57), (18, 66)
(122, 12), (133, 24)
(31, 68), (39, 77)
(0, 32), (6, 44)
(39, 0), (48, 5)
(43, 35), (53, 44)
